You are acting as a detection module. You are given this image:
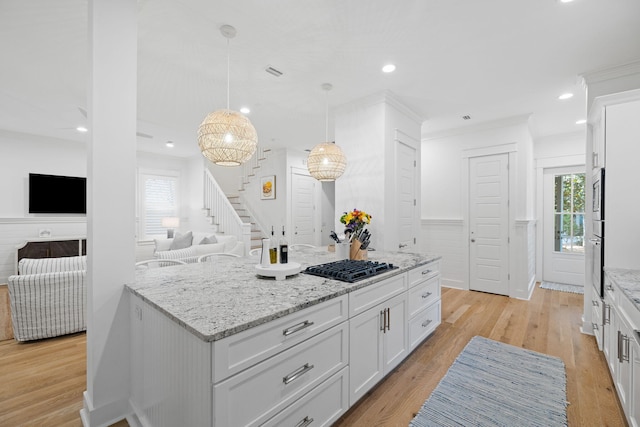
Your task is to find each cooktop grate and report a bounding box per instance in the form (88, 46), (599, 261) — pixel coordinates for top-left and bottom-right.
(303, 259), (397, 283)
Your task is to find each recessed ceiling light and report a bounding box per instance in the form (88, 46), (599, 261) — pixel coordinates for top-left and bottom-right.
(382, 64), (396, 73)
(240, 107), (250, 114)
(558, 93), (574, 100)
(165, 141), (175, 148)
(559, 0), (574, 3)
(576, 119), (586, 125)
(76, 126), (88, 133)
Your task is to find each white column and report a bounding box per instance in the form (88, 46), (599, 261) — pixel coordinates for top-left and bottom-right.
(82, 0), (137, 425)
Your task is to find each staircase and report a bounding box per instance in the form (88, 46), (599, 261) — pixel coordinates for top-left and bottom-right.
(202, 169), (252, 254)
(202, 147), (272, 252)
(227, 195), (267, 250)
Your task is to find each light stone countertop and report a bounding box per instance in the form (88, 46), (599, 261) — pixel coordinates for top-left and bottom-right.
(126, 248), (441, 342)
(604, 267), (640, 313)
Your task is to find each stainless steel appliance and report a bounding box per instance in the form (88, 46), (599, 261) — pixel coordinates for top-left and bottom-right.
(591, 220), (604, 297)
(592, 168), (605, 221)
(303, 259), (397, 282)
(591, 168), (605, 297)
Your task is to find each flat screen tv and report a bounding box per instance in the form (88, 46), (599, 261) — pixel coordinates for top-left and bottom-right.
(29, 173), (87, 214)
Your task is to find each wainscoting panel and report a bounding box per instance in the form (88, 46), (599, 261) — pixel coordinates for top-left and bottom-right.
(0, 218), (86, 283)
(420, 219), (466, 289)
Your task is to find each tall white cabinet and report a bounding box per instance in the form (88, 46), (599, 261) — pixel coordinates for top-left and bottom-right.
(587, 89), (640, 427)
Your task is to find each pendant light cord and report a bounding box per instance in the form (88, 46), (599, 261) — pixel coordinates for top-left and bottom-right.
(226, 38), (230, 110)
(325, 89), (329, 142)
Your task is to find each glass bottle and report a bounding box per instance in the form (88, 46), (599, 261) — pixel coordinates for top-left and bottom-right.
(279, 226), (288, 264)
(269, 226), (278, 264)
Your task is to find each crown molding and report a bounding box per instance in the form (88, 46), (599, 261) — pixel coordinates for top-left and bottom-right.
(580, 59), (640, 85)
(335, 90), (424, 125)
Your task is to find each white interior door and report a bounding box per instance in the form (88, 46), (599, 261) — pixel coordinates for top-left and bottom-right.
(469, 154), (509, 295)
(543, 167), (585, 285)
(291, 172), (316, 245)
(396, 141), (417, 251)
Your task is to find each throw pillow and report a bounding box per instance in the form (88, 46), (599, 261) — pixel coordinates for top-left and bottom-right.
(199, 235), (218, 245)
(154, 238), (173, 252)
(170, 231), (193, 250)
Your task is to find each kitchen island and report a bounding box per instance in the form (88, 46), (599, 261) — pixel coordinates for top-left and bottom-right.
(126, 248), (441, 427)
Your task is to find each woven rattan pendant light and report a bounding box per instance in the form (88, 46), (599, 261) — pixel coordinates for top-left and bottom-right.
(307, 83), (347, 181)
(198, 25), (257, 166)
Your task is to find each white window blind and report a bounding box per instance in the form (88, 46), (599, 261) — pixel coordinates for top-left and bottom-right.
(140, 173), (179, 239)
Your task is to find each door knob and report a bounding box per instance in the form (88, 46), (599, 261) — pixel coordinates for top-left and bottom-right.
(471, 239), (476, 243)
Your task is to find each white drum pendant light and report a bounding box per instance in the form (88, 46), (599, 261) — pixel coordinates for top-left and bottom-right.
(198, 25), (257, 166)
(307, 83), (347, 181)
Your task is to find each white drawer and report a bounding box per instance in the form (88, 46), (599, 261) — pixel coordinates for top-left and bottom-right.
(408, 261), (440, 288)
(262, 367), (349, 427)
(349, 274), (406, 317)
(408, 301), (441, 351)
(213, 295), (348, 382)
(408, 275), (440, 318)
(214, 322), (349, 427)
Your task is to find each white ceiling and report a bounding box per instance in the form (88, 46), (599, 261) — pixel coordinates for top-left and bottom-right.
(1, 0), (640, 158)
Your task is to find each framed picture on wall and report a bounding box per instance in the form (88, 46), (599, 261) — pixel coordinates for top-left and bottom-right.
(261, 175), (276, 200)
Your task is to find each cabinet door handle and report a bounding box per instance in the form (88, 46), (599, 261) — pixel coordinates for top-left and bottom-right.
(422, 292), (432, 299)
(592, 322), (599, 331)
(618, 330), (623, 363)
(421, 269), (432, 275)
(283, 320), (314, 336)
(386, 307), (390, 332)
(604, 304), (611, 325)
(380, 310), (385, 332)
(422, 319), (433, 328)
(295, 416), (314, 427)
(283, 363), (314, 385)
(592, 300), (599, 307)
(622, 334), (630, 363)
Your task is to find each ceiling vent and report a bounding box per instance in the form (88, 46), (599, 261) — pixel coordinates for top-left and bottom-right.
(462, 115), (471, 120)
(265, 66), (283, 77)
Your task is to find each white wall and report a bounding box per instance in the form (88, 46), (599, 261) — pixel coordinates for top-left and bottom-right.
(0, 130), (87, 217)
(421, 116), (536, 298)
(334, 92), (421, 252)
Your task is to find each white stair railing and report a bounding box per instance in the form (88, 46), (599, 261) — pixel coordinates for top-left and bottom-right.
(239, 147), (271, 191)
(203, 169), (251, 256)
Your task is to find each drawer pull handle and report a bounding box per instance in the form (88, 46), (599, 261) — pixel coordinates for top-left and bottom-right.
(421, 269), (432, 275)
(592, 300), (599, 307)
(283, 320), (315, 336)
(422, 292), (432, 299)
(295, 416), (314, 427)
(283, 363), (314, 385)
(422, 319), (432, 328)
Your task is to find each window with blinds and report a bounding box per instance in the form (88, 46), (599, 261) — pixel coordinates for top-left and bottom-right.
(139, 172), (179, 239)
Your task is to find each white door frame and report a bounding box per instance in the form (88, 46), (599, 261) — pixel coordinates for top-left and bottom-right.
(394, 131), (419, 252)
(289, 166), (320, 245)
(462, 143), (517, 295)
(542, 165), (586, 285)
(534, 155), (585, 282)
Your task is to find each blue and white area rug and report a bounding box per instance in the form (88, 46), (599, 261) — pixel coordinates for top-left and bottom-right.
(409, 336), (568, 427)
(540, 281), (584, 294)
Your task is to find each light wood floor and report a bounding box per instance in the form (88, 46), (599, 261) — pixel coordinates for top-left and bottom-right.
(0, 285), (626, 426)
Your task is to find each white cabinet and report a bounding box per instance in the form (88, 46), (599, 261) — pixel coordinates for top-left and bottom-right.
(591, 108), (605, 170)
(129, 258), (442, 427)
(631, 332), (640, 427)
(348, 260), (441, 405)
(601, 271), (640, 427)
(349, 285), (408, 404)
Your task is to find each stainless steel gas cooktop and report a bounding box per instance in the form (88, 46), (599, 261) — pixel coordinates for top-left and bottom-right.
(302, 259), (397, 283)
